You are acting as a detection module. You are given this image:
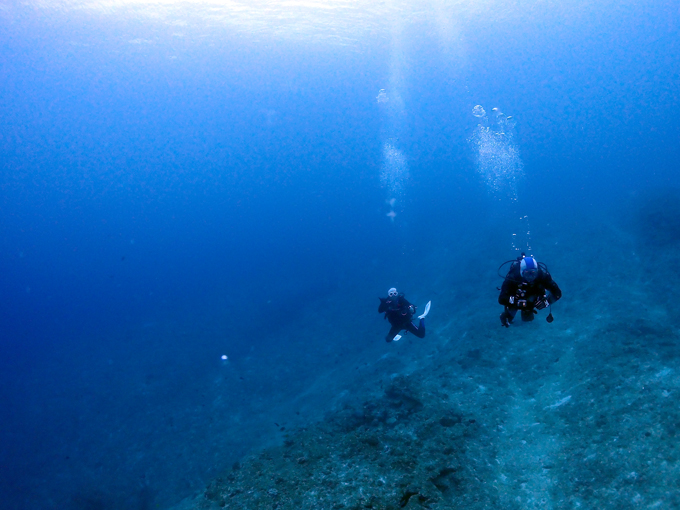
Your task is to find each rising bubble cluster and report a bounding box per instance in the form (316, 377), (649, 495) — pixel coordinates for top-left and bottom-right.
(380, 141), (409, 198)
(468, 107), (523, 196)
(469, 105), (530, 252)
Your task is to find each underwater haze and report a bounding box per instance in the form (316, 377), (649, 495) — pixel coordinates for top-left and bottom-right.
(1, 0), (679, 509)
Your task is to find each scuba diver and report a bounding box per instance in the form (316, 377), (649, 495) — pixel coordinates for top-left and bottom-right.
(378, 288), (430, 342)
(498, 254), (562, 327)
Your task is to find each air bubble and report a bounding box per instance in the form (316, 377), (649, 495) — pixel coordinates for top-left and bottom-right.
(380, 141), (409, 199)
(472, 105), (486, 118)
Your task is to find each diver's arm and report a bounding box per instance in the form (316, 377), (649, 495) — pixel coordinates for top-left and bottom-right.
(395, 296), (415, 316)
(498, 281), (517, 306)
(544, 276), (562, 303)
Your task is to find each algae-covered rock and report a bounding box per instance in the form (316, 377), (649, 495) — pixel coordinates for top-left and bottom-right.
(195, 374), (498, 510)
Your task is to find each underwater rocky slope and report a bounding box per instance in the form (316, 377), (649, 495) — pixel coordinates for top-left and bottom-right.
(192, 324), (680, 509)
(185, 212), (680, 510)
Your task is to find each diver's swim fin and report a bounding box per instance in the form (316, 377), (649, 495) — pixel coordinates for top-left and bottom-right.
(418, 301), (431, 320)
(393, 334), (402, 342)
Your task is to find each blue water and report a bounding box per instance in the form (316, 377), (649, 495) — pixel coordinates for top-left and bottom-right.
(1, 1), (679, 508)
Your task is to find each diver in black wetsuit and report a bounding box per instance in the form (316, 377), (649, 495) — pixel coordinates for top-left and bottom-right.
(498, 255), (562, 327)
(378, 287), (426, 342)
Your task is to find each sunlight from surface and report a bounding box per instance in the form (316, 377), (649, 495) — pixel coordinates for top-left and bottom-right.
(20, 0), (485, 46)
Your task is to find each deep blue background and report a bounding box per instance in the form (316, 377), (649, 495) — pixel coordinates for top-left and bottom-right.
(1, 0), (679, 508)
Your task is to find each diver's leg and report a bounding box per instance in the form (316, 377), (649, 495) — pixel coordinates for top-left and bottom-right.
(500, 307), (517, 326)
(386, 324), (402, 342)
(521, 309), (535, 322)
(405, 319), (426, 338)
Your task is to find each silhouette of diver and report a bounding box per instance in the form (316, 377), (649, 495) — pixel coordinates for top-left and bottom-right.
(378, 287), (426, 342)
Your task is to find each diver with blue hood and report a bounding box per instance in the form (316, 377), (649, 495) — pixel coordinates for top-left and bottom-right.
(498, 254), (562, 327)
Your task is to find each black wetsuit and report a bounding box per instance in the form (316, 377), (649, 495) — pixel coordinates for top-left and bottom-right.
(378, 294), (425, 342)
(499, 262), (562, 324)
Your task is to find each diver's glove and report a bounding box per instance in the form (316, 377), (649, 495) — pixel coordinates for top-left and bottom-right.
(408, 305), (416, 315)
(535, 296), (549, 310)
